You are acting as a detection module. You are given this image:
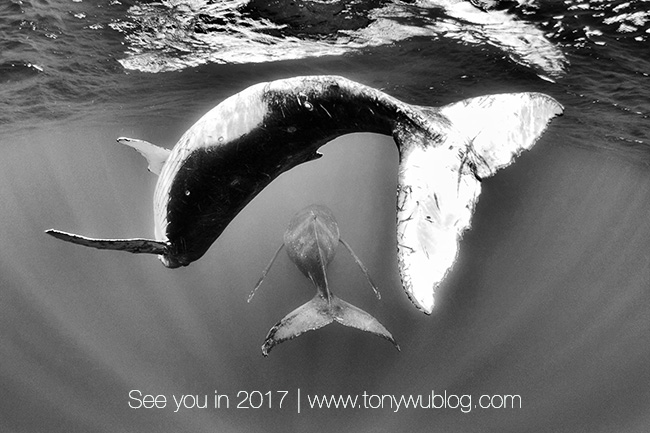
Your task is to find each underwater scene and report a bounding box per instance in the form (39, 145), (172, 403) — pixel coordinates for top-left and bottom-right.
(1, 0), (649, 432)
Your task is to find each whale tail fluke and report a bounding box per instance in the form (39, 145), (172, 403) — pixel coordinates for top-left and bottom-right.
(45, 229), (167, 255)
(261, 293), (399, 356)
(395, 92), (563, 314)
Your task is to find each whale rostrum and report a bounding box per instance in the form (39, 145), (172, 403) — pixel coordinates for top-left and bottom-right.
(46, 75), (563, 314)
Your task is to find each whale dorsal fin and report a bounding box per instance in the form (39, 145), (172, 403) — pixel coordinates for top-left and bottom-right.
(117, 137), (171, 176)
(394, 92), (563, 314)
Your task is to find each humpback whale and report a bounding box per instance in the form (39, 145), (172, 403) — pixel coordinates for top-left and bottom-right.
(46, 75), (563, 314)
(248, 204), (398, 356)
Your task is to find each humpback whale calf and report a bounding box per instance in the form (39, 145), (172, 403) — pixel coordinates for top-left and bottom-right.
(248, 204), (398, 356)
(46, 75), (563, 314)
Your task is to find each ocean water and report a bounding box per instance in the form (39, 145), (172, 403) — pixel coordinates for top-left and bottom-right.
(1, 0), (649, 432)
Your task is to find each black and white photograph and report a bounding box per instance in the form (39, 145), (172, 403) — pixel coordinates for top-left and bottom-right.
(1, 1), (648, 432)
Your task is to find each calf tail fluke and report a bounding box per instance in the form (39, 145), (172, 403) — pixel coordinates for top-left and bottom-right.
(45, 229), (167, 255)
(262, 293), (399, 356)
(332, 296), (398, 350)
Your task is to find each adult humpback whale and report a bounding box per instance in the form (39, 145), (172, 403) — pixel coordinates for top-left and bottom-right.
(46, 75), (563, 314)
(248, 204), (399, 356)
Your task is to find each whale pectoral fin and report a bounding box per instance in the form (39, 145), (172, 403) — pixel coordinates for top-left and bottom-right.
(395, 93), (563, 314)
(45, 229), (167, 255)
(331, 295), (399, 351)
(339, 238), (381, 299)
(116, 137), (171, 176)
(248, 243), (285, 302)
(262, 295), (333, 356)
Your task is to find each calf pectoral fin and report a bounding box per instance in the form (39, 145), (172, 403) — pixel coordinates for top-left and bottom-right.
(116, 137), (171, 175)
(247, 243), (285, 302)
(339, 238), (381, 299)
(261, 294), (399, 356)
(45, 229), (167, 255)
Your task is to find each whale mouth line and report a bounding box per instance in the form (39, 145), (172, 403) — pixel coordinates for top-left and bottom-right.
(160, 253), (194, 269)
